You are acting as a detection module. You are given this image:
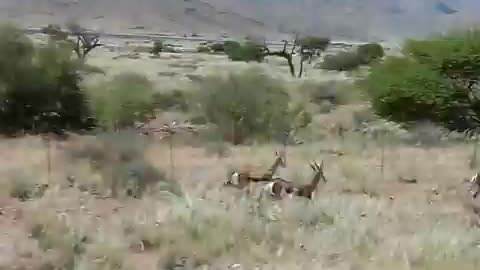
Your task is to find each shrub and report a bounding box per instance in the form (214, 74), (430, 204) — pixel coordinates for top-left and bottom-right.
(197, 46), (211, 53)
(41, 24), (68, 40)
(365, 57), (448, 123)
(223, 40), (241, 55)
(300, 80), (363, 106)
(357, 43), (384, 63)
(152, 89), (189, 112)
(87, 72), (156, 131)
(7, 171), (48, 201)
(0, 23), (94, 136)
(27, 209), (88, 269)
(66, 131), (181, 198)
(196, 68), (305, 144)
(225, 41), (265, 62)
(151, 40), (163, 55)
(364, 28), (480, 131)
(298, 36), (330, 52)
(209, 42), (225, 52)
(132, 45), (152, 53)
(320, 51), (364, 71)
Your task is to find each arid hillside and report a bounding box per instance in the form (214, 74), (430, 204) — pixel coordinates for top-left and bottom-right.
(2, 0), (480, 40)
(0, 0), (273, 38)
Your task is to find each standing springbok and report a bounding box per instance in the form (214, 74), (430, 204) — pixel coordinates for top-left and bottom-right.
(467, 172), (480, 199)
(260, 160), (327, 200)
(294, 160), (327, 200)
(224, 150), (287, 194)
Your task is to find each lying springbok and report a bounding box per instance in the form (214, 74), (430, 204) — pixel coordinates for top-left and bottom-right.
(224, 150), (287, 194)
(261, 160), (327, 200)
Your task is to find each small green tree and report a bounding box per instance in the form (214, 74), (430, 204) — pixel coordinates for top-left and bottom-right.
(197, 68), (300, 144)
(87, 72), (156, 131)
(41, 24), (68, 40)
(0, 23), (94, 135)
(66, 21), (102, 59)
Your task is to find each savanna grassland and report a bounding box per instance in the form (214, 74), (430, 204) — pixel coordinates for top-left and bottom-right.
(2, 24), (480, 270)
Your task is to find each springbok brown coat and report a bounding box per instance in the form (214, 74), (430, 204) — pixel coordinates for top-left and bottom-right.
(224, 150), (287, 194)
(261, 160), (327, 200)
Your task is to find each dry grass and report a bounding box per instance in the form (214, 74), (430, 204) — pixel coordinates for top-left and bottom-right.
(2, 130), (480, 269)
(3, 38), (480, 270)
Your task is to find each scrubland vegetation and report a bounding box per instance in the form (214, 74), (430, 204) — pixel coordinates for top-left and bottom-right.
(2, 22), (480, 270)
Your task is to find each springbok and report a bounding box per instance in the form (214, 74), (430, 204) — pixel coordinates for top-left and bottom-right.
(294, 160), (327, 200)
(260, 160), (327, 200)
(260, 178), (296, 200)
(224, 150), (287, 194)
(467, 172), (480, 199)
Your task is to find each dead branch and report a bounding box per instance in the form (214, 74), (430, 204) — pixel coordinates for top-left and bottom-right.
(67, 23), (103, 59)
(263, 39), (296, 77)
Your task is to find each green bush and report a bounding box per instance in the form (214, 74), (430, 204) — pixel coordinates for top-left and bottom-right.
(365, 57), (448, 123)
(87, 72), (156, 131)
(223, 40), (241, 55)
(196, 68), (307, 144)
(225, 41), (265, 62)
(357, 43), (384, 63)
(0, 23), (94, 136)
(320, 51), (364, 71)
(364, 29), (480, 131)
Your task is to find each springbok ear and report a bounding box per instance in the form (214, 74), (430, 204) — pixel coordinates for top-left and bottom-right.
(319, 160), (324, 171)
(310, 163), (316, 171)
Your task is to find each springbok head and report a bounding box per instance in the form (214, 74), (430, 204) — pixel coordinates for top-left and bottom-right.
(467, 172), (480, 198)
(310, 160), (327, 184)
(274, 150), (287, 168)
(224, 170), (240, 187)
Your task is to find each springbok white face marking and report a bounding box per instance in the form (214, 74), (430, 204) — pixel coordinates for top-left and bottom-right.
(467, 173), (480, 197)
(231, 172), (240, 185)
(470, 173), (479, 184)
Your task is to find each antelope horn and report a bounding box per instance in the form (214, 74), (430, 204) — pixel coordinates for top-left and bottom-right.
(311, 160), (319, 171)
